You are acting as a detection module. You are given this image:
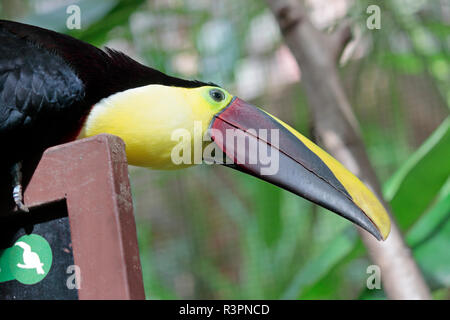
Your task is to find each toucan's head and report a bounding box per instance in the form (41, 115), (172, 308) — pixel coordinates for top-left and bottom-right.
(80, 83), (391, 241)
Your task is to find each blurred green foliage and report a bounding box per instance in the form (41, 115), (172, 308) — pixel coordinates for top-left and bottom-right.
(2, 0), (448, 299)
(385, 118), (450, 230)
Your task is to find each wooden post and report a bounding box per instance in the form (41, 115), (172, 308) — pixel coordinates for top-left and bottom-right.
(0, 134), (145, 300)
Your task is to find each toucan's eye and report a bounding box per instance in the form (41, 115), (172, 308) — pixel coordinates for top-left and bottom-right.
(209, 89), (225, 102)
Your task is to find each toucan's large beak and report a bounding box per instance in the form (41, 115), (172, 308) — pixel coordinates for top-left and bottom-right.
(209, 97), (391, 241)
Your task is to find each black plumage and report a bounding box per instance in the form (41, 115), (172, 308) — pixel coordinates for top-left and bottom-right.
(0, 19), (211, 166)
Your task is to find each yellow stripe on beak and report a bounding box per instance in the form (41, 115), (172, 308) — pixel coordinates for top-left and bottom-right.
(267, 113), (391, 240)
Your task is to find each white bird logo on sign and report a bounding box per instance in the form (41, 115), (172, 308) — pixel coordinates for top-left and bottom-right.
(15, 241), (45, 275)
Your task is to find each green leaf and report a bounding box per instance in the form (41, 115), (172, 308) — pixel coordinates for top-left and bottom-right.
(19, 0), (146, 47)
(384, 117), (450, 230)
(407, 178), (450, 247)
(423, 21), (450, 40)
(281, 229), (358, 299)
(378, 52), (424, 74)
(361, 180), (450, 298)
(406, 180), (450, 288)
(249, 180), (282, 247)
(412, 212), (450, 288)
(299, 240), (367, 299)
(69, 0), (146, 46)
(19, 0), (118, 34)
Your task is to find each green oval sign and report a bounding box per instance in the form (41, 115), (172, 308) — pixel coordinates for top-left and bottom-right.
(7, 234), (53, 285)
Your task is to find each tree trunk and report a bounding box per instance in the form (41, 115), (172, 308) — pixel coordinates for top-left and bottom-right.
(266, 0), (431, 300)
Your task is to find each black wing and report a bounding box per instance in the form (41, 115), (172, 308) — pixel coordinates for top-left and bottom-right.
(0, 24), (85, 164)
(0, 26), (84, 132)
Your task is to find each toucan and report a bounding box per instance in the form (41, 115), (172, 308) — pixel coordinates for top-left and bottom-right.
(0, 20), (390, 241)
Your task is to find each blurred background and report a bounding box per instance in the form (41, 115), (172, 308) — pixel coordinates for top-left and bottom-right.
(1, 0), (448, 299)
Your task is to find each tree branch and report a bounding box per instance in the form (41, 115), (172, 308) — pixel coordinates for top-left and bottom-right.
(266, 0), (431, 299)
(328, 20), (353, 63)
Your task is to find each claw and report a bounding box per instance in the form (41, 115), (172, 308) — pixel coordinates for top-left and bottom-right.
(11, 162), (29, 212)
(13, 183), (29, 212)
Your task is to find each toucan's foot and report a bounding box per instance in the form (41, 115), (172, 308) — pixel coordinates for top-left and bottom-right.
(13, 183), (29, 212)
(11, 162), (29, 213)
